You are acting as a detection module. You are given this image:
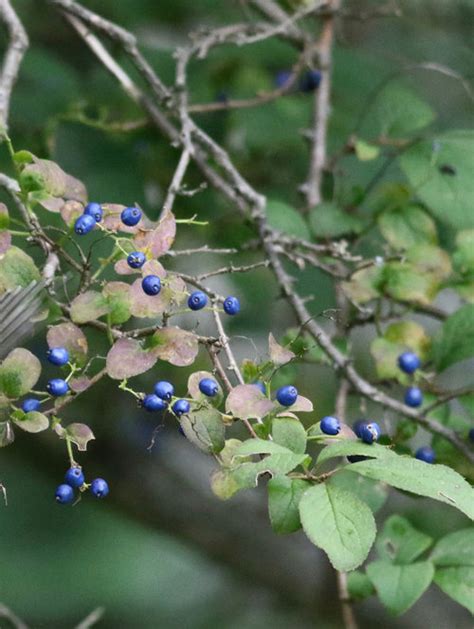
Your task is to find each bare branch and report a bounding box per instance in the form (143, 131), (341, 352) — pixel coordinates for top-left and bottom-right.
(303, 0), (340, 209)
(0, 0), (28, 131)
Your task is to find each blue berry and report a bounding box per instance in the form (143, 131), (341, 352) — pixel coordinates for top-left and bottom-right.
(90, 478), (109, 498)
(65, 467), (85, 488)
(74, 214), (96, 235)
(320, 416), (341, 436)
(172, 399), (191, 417)
(188, 291), (208, 311)
(55, 484), (74, 504)
(83, 202), (103, 222)
(352, 420), (367, 438)
(415, 446), (435, 464)
(469, 428), (474, 442)
(253, 381), (266, 395)
(47, 347), (69, 366)
(142, 394), (167, 412)
(127, 251), (146, 269)
(274, 70), (292, 89)
(405, 386), (423, 408)
(300, 69), (322, 92)
(121, 206), (142, 226)
(398, 351), (421, 374)
(223, 296), (240, 315)
(276, 385), (298, 407)
(199, 378), (219, 397)
(154, 380), (174, 401)
(21, 398), (41, 413)
(359, 422), (381, 444)
(47, 378), (69, 397)
(142, 274), (161, 296)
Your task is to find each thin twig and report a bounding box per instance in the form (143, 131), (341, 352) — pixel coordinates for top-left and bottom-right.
(0, 0), (28, 131)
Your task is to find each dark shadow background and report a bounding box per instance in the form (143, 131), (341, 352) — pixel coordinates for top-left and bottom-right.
(0, 1), (473, 627)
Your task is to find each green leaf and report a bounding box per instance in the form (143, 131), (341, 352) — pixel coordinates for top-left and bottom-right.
(181, 407), (225, 454)
(355, 139), (380, 161)
(342, 265), (384, 304)
(266, 200), (310, 240)
(299, 483), (376, 571)
(378, 205), (437, 250)
(431, 528), (474, 567)
(453, 229), (474, 278)
(267, 476), (308, 534)
(225, 453), (308, 497)
(272, 417), (307, 454)
(371, 83), (435, 138)
(376, 515), (433, 564)
(0, 348), (41, 399)
(309, 202), (362, 238)
(0, 246), (41, 293)
(316, 441), (394, 466)
(102, 281), (132, 325)
(329, 471), (388, 514)
(347, 571), (375, 601)
(347, 457), (474, 520)
(434, 567), (474, 614)
(431, 304), (474, 371)
(383, 261), (440, 305)
(235, 438), (294, 457)
(366, 560), (434, 615)
(399, 130), (474, 229)
(70, 291), (108, 324)
(371, 320), (430, 382)
(12, 410), (49, 433)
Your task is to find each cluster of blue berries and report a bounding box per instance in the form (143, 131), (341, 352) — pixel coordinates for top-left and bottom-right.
(319, 415), (381, 443)
(398, 351), (423, 408)
(74, 202), (143, 236)
(21, 346), (71, 412)
(142, 379), (191, 417)
(274, 69), (322, 93)
(55, 467), (109, 505)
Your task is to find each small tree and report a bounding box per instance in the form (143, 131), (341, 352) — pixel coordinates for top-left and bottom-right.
(0, 0), (473, 625)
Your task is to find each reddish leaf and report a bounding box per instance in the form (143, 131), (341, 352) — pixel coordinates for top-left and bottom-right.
(290, 396), (314, 412)
(268, 332), (295, 366)
(225, 384), (274, 420)
(106, 338), (157, 379)
(133, 210), (176, 257)
(60, 200), (84, 227)
(55, 422), (95, 451)
(150, 327), (199, 367)
(47, 322), (88, 366)
(102, 203), (141, 234)
(69, 376), (92, 393)
(187, 370), (217, 399)
(114, 259), (139, 276)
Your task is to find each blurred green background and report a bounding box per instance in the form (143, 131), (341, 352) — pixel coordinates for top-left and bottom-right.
(0, 0), (473, 627)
